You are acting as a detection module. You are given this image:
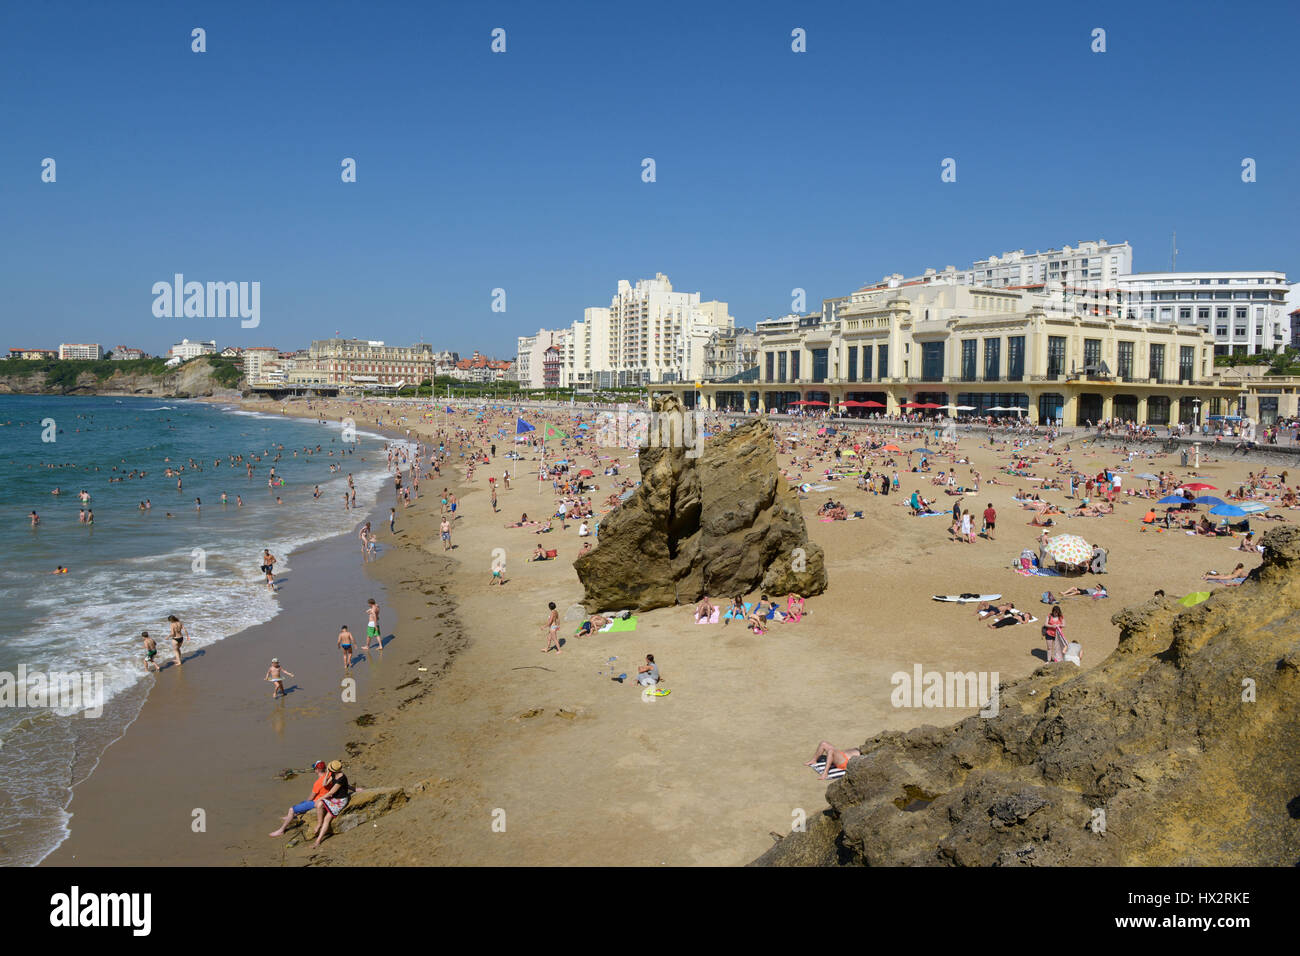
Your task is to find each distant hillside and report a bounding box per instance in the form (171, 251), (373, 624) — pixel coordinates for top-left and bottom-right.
(0, 355), (245, 397)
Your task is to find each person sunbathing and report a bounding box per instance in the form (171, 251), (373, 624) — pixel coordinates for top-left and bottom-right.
(987, 609), (1033, 628)
(722, 596), (745, 627)
(694, 596), (717, 623)
(505, 513), (530, 527)
(976, 601), (1014, 617)
(1059, 583), (1107, 598)
(805, 741), (860, 780)
(1203, 564), (1246, 583)
(575, 613), (611, 637)
(532, 544), (548, 561)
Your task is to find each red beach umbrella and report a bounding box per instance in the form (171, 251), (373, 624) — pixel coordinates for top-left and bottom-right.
(860, 400), (885, 408)
(578, 468), (594, 477)
(1179, 483), (1218, 491)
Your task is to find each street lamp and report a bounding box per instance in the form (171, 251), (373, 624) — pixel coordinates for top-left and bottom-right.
(1192, 397), (1201, 426)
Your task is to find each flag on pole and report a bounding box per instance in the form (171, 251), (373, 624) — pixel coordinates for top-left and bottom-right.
(544, 424), (568, 441)
(516, 417), (535, 435)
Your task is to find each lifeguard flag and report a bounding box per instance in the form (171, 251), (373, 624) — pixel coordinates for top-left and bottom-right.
(544, 424), (568, 441)
(516, 417), (535, 434)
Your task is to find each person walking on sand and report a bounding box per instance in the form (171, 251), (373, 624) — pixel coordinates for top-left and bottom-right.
(982, 502), (996, 541)
(265, 658), (294, 698)
(543, 601), (561, 654)
(167, 614), (189, 667)
(364, 598), (382, 651)
(440, 516), (452, 551)
(338, 624), (355, 668)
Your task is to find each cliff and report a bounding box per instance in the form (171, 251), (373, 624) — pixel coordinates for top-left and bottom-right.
(754, 526), (1300, 866)
(0, 356), (243, 398)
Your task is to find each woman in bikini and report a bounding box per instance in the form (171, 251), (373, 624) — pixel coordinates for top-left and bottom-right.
(805, 741), (861, 780)
(167, 614), (189, 667)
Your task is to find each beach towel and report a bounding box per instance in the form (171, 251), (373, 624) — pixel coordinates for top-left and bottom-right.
(544, 549), (557, 559)
(606, 616), (638, 633)
(695, 607), (720, 624)
(1015, 567), (1061, 577)
(810, 759), (846, 781)
(722, 603), (753, 621)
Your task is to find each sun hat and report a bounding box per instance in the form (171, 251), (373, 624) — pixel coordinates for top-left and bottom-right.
(328, 759), (343, 772)
(313, 760), (326, 771)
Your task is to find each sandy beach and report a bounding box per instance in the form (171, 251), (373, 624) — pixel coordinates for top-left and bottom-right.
(43, 396), (1295, 867)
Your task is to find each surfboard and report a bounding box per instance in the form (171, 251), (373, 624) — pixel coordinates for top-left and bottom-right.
(932, 593), (1001, 603)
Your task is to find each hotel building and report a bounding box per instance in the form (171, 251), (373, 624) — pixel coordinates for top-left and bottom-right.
(306, 338), (437, 389)
(657, 283), (1241, 426)
(58, 343), (103, 360)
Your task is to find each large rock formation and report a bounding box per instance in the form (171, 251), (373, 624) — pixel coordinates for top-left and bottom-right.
(755, 526), (1300, 866)
(574, 397), (827, 611)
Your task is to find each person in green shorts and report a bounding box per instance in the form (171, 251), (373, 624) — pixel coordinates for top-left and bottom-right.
(364, 598), (382, 652)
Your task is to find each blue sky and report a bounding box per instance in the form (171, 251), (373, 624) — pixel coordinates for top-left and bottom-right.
(2, 0), (1297, 358)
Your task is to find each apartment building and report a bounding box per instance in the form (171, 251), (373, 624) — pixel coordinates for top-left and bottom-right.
(169, 339), (217, 361)
(1115, 271), (1291, 355)
(58, 343), (103, 360)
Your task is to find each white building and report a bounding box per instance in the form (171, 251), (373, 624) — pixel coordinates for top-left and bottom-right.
(563, 273), (734, 388)
(58, 343), (103, 360)
(856, 240), (1133, 295)
(242, 346), (281, 384)
(1115, 271), (1291, 355)
(170, 339), (217, 361)
(515, 328), (568, 388)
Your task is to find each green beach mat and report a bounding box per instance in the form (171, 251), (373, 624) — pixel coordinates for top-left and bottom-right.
(607, 616), (638, 632)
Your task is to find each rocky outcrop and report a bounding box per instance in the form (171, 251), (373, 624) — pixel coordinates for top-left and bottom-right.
(755, 526), (1300, 866)
(0, 357), (240, 397)
(574, 396), (827, 612)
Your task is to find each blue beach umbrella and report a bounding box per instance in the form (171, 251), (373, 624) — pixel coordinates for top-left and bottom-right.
(1158, 495), (1189, 505)
(914, 447), (935, 454)
(1193, 496), (1226, 507)
(1210, 505), (1248, 518)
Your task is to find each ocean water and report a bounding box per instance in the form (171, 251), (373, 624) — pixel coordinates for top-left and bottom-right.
(0, 395), (391, 865)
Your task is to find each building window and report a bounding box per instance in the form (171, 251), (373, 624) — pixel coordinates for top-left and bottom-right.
(961, 339), (977, 380)
(862, 345), (872, 381)
(1179, 308), (1192, 320)
(1047, 336), (1066, 377)
(777, 352), (787, 383)
(983, 338), (1001, 380)
(1117, 341), (1134, 380)
(790, 351), (800, 381)
(1083, 338), (1101, 370)
(921, 342), (944, 382)
(1198, 308), (1210, 320)
(1007, 336), (1025, 380)
(878, 344), (889, 379)
(846, 346), (857, 382)
(1179, 346), (1195, 382)
(811, 348), (828, 383)
(1149, 343), (1166, 382)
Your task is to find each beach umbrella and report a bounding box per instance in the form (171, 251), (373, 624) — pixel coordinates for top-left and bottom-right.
(1158, 494), (1189, 505)
(914, 447), (935, 454)
(1237, 502), (1270, 514)
(1044, 533), (1092, 566)
(577, 468), (594, 477)
(860, 400), (886, 408)
(1209, 505), (1249, 517)
(1178, 591), (1211, 607)
(1179, 482), (1217, 491)
(882, 443), (902, 452)
(1136, 473), (1160, 481)
(1193, 496), (1226, 507)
